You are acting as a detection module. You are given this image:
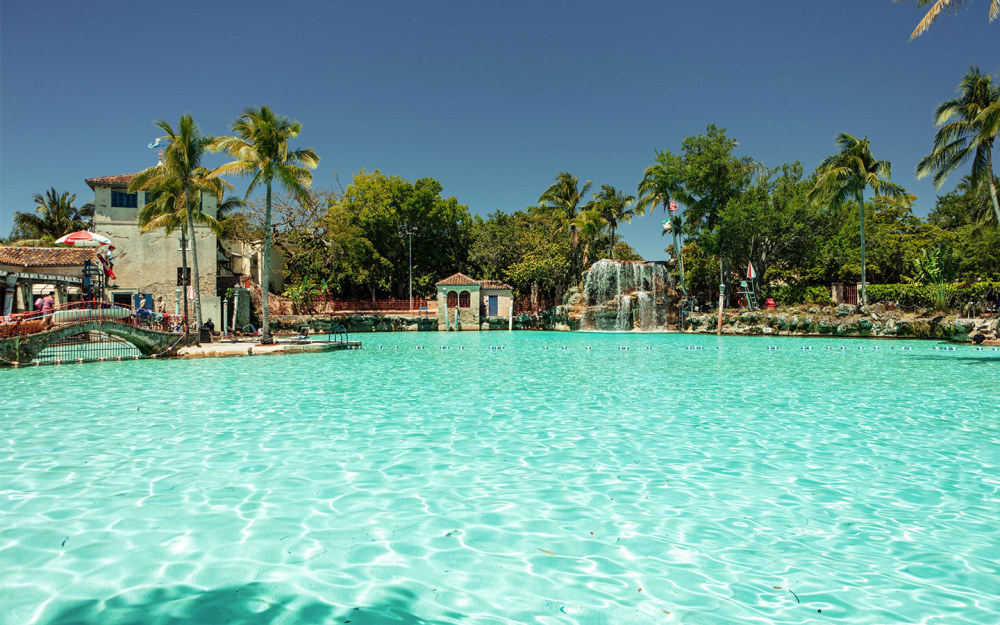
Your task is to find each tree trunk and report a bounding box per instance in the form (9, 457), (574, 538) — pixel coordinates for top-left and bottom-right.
(180, 228), (189, 336)
(673, 214), (687, 296)
(859, 190), (867, 307)
(184, 186), (204, 338)
(570, 225), (580, 285)
(987, 150), (1000, 228)
(261, 181), (274, 344)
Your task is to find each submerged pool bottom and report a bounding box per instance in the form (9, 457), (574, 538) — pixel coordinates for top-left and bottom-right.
(1, 332), (998, 625)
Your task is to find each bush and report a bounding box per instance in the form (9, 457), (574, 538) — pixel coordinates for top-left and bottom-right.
(762, 282), (999, 309)
(761, 285), (832, 306)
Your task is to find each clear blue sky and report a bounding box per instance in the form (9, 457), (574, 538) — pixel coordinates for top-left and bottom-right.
(1, 1), (996, 260)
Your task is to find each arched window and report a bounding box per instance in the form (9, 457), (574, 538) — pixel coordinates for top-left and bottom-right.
(447, 291), (458, 308)
(459, 291), (471, 308)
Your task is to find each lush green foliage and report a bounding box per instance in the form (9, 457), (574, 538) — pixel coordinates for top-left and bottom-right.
(762, 281), (1000, 309)
(10, 188), (92, 243)
(917, 67), (1000, 228)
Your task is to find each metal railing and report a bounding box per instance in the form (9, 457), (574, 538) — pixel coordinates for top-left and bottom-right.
(321, 299), (437, 312)
(328, 323), (349, 345)
(0, 300), (187, 338)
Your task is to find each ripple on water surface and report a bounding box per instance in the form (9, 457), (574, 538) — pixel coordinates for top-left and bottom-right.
(1, 332), (998, 625)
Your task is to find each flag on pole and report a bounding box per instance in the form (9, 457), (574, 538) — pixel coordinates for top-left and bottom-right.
(747, 261), (756, 279)
(669, 200), (678, 212)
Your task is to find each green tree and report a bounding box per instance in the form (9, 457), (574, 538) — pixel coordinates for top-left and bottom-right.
(912, 245), (959, 310)
(917, 67), (1000, 228)
(12, 188), (91, 242)
(636, 150), (690, 294)
(573, 208), (607, 272)
(591, 185), (637, 258)
(896, 0), (999, 39)
(722, 163), (824, 287)
(130, 115), (224, 333)
(213, 105), (320, 344)
(330, 170), (474, 301)
(926, 176), (1000, 280)
(535, 172), (592, 284)
(810, 133), (907, 306)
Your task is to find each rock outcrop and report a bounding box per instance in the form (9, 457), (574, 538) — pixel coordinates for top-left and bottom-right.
(683, 304), (996, 342)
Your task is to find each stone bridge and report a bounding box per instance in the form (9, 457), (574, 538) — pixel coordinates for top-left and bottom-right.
(0, 320), (185, 365)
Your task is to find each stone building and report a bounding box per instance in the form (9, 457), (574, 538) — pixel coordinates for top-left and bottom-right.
(86, 172), (284, 326)
(435, 273), (514, 331)
(86, 172), (220, 320)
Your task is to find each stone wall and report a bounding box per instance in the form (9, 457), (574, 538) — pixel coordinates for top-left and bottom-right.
(682, 304), (997, 343)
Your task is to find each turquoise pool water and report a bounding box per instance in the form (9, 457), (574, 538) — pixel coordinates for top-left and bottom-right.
(2, 332), (998, 625)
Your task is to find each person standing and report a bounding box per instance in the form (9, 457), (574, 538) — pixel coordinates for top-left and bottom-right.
(41, 291), (55, 315)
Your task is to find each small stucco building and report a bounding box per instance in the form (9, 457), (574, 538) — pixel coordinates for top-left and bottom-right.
(435, 273), (514, 331)
(1, 247), (96, 316)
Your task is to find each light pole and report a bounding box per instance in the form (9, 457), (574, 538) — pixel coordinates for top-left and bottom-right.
(403, 226), (417, 311)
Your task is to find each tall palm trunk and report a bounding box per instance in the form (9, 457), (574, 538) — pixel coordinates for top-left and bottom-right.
(179, 228), (190, 333)
(858, 190), (868, 308)
(184, 186), (204, 334)
(672, 214), (688, 296)
(988, 150), (1000, 227)
(569, 225), (579, 285)
(261, 181), (274, 344)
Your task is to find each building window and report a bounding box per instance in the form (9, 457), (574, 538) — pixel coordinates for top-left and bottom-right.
(111, 190), (138, 208)
(459, 291), (471, 308)
(447, 291), (457, 308)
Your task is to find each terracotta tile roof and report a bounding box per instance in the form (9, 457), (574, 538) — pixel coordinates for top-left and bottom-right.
(0, 246), (96, 267)
(85, 173), (141, 189)
(435, 273), (513, 290)
(436, 272), (479, 286)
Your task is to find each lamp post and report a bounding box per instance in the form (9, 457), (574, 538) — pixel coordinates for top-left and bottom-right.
(403, 226), (417, 311)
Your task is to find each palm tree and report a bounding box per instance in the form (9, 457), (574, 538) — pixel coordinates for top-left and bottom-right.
(591, 185), (636, 258)
(129, 115), (221, 334)
(537, 172), (592, 284)
(573, 209), (608, 271)
(12, 188), (90, 241)
(636, 151), (691, 295)
(917, 67), (1000, 229)
(212, 105), (319, 344)
(810, 133), (907, 306)
(897, 0), (999, 39)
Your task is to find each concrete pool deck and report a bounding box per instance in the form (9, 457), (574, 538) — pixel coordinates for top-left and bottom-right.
(174, 339), (362, 359)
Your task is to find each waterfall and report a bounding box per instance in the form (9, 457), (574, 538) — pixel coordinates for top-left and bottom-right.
(617, 295), (633, 331)
(635, 292), (653, 330)
(582, 259), (674, 331)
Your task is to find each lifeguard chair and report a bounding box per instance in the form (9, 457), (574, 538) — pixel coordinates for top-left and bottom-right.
(738, 261), (759, 310)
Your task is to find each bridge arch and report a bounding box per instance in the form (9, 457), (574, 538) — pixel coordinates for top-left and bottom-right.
(0, 321), (184, 365)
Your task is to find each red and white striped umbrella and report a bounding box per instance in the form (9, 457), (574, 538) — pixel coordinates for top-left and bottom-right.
(55, 231), (114, 248)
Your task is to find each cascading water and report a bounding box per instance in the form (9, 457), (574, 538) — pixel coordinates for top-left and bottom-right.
(616, 295), (633, 331)
(581, 259), (677, 331)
